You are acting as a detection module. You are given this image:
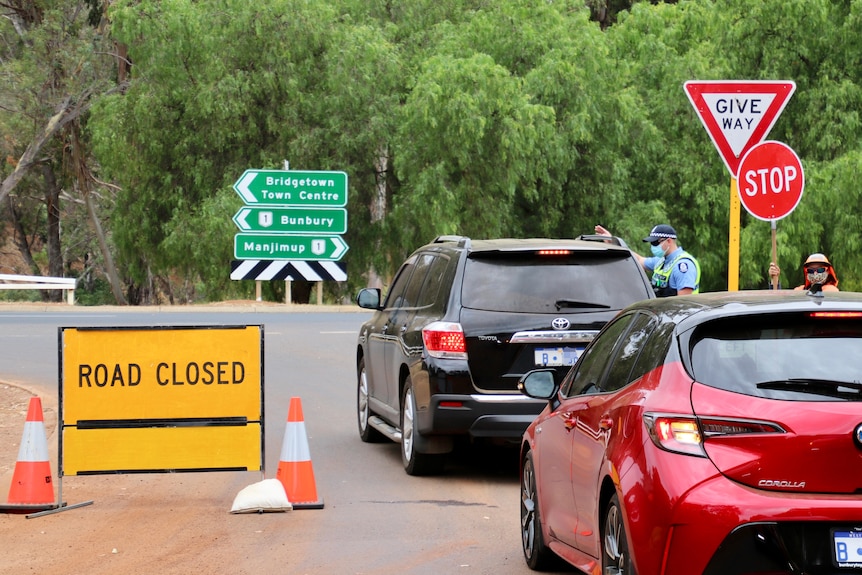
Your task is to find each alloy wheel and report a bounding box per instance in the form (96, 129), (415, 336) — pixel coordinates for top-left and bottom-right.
(402, 385), (416, 462)
(603, 494), (634, 575)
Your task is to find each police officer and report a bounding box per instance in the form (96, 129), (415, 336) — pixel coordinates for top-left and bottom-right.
(595, 224), (701, 297)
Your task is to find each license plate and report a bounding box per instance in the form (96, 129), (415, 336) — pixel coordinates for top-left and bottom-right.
(833, 528), (862, 567)
(534, 347), (581, 367)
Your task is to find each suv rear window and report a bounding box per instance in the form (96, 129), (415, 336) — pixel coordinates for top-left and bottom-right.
(460, 253), (649, 313)
(690, 313), (862, 401)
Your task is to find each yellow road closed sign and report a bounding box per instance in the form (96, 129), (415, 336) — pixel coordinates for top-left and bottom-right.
(60, 325), (263, 476)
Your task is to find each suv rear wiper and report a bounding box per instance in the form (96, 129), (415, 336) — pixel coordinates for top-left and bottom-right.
(555, 299), (611, 311)
(756, 378), (862, 399)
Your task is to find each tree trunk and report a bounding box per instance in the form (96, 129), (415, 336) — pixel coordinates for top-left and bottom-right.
(4, 194), (40, 277)
(0, 82), (127, 207)
(367, 144), (390, 289)
(41, 164), (63, 302)
(83, 188), (128, 305)
(70, 125), (129, 305)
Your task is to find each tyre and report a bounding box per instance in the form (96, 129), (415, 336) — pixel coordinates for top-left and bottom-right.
(401, 378), (445, 476)
(520, 451), (558, 570)
(357, 357), (385, 443)
(602, 493), (637, 575)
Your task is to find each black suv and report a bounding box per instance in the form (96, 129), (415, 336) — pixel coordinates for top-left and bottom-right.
(354, 235), (654, 474)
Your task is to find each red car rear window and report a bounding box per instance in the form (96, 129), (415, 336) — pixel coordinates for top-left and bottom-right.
(690, 314), (862, 401)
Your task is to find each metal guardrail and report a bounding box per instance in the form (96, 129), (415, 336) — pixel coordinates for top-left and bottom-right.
(0, 274), (76, 305)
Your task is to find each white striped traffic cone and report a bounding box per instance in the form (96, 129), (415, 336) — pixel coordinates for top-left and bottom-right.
(275, 397), (323, 509)
(2, 397), (55, 512)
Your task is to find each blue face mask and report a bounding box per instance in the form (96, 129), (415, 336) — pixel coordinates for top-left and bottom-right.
(650, 243), (665, 258)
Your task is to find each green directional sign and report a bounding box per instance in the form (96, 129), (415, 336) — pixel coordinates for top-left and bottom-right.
(234, 233), (349, 261)
(233, 170), (347, 206)
(233, 206), (347, 234)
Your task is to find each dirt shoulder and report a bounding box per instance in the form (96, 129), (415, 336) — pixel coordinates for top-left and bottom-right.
(0, 380), (292, 575)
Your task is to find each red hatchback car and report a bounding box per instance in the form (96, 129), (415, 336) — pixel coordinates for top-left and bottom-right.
(519, 290), (862, 575)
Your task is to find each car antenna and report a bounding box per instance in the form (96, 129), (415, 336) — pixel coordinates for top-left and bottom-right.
(806, 283), (824, 298)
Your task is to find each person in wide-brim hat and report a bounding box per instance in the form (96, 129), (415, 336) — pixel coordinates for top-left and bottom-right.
(769, 253), (839, 291)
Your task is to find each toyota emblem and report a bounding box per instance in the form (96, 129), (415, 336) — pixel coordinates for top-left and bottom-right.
(551, 318), (570, 330)
(855, 423), (862, 447)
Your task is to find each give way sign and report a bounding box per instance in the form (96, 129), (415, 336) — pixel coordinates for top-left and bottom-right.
(736, 140), (804, 221)
(684, 80), (796, 176)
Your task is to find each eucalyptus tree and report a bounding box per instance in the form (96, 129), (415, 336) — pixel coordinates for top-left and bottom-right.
(600, 1), (734, 291)
(91, 0), (412, 301)
(720, 0), (862, 291)
(388, 1), (641, 260)
(0, 0), (126, 302)
(92, 0), (341, 301)
(604, 0), (862, 292)
(85, 0), (862, 301)
(310, 18), (404, 292)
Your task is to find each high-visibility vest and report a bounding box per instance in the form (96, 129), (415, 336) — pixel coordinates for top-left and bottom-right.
(652, 251), (700, 297)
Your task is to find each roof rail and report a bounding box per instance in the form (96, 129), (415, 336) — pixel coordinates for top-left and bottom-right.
(577, 234), (629, 249)
(433, 235), (471, 248)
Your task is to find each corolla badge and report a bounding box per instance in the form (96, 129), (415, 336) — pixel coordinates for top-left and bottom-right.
(758, 479), (806, 489)
(551, 318), (570, 330)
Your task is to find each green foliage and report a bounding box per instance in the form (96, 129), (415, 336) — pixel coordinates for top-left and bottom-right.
(92, 0), (341, 287)
(0, 1), (119, 292)
(161, 188), (240, 299)
(9, 0), (862, 304)
(392, 52), (556, 248)
(74, 277), (117, 306)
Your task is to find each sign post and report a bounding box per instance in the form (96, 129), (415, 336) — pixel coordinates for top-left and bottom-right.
(736, 141), (805, 288)
(684, 80), (795, 290)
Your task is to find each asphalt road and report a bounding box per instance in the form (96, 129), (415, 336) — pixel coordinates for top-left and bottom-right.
(0, 302), (576, 575)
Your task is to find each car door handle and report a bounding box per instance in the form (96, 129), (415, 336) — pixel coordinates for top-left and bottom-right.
(561, 411), (577, 432)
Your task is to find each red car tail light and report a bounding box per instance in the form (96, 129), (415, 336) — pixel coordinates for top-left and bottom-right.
(644, 414), (706, 457)
(422, 321), (468, 359)
(537, 249), (571, 256)
(698, 418), (783, 436)
(644, 413), (785, 457)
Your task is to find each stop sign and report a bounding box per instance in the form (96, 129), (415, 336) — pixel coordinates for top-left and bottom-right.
(736, 140), (805, 221)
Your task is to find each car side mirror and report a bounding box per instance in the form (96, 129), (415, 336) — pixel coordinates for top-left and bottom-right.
(356, 288), (382, 310)
(518, 369), (558, 400)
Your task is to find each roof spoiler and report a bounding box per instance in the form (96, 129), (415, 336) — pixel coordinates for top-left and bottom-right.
(433, 235), (471, 249)
(577, 234), (629, 249)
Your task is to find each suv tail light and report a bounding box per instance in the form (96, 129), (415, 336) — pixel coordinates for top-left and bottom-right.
(422, 321), (468, 359)
(643, 413), (784, 457)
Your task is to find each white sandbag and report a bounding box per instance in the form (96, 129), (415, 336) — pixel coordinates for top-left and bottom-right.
(230, 478), (292, 514)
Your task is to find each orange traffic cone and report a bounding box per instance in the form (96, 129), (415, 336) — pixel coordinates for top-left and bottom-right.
(275, 397), (323, 509)
(1, 397), (56, 513)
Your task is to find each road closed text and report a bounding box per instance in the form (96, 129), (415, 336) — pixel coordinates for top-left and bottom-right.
(78, 361), (246, 387)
